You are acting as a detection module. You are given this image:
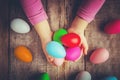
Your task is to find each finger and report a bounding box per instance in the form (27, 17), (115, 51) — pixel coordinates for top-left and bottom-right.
(81, 40), (88, 55)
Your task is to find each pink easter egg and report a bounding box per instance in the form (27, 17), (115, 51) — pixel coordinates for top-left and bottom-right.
(104, 19), (120, 34)
(65, 47), (81, 61)
(90, 48), (109, 64)
(54, 58), (64, 66)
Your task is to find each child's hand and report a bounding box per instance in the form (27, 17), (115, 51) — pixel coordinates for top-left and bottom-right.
(68, 28), (88, 55)
(68, 16), (89, 55)
(34, 20), (65, 66)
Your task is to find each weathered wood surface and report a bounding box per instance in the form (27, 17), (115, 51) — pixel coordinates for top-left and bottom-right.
(86, 0), (120, 79)
(0, 0), (9, 80)
(0, 0), (120, 80)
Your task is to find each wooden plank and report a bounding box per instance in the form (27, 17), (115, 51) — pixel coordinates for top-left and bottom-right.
(85, 0), (120, 79)
(0, 0), (9, 80)
(8, 0), (120, 80)
(9, 0), (48, 80)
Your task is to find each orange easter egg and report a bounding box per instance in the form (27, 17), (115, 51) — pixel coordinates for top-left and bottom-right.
(14, 46), (33, 62)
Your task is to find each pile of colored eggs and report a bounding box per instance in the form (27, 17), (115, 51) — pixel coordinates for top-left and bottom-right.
(46, 28), (82, 65)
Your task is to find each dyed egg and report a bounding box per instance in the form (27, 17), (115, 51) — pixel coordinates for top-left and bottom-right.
(102, 76), (118, 80)
(104, 19), (120, 34)
(53, 28), (67, 44)
(90, 48), (109, 64)
(10, 18), (30, 34)
(61, 33), (81, 47)
(54, 58), (64, 66)
(75, 71), (91, 80)
(46, 41), (66, 58)
(37, 72), (50, 80)
(14, 46), (32, 62)
(65, 47), (81, 61)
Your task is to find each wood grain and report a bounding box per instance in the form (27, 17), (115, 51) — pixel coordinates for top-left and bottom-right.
(0, 0), (9, 80)
(0, 0), (120, 80)
(85, 0), (120, 79)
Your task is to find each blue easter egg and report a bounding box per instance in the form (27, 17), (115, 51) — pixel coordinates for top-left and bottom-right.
(46, 41), (66, 58)
(102, 76), (118, 80)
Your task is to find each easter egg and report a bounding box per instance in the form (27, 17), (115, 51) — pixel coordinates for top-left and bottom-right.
(54, 58), (64, 66)
(104, 19), (120, 34)
(65, 47), (81, 61)
(14, 46), (32, 62)
(53, 28), (67, 44)
(37, 72), (50, 80)
(90, 48), (109, 64)
(102, 76), (118, 80)
(10, 18), (30, 34)
(61, 33), (81, 47)
(75, 71), (91, 80)
(46, 41), (66, 58)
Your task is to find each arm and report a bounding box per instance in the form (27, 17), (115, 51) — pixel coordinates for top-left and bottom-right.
(69, 0), (106, 55)
(20, 0), (55, 65)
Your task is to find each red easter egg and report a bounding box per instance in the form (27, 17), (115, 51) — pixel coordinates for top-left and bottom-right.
(104, 19), (120, 34)
(61, 33), (81, 47)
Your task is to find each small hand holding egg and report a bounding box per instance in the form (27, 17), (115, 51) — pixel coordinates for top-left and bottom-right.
(46, 28), (82, 66)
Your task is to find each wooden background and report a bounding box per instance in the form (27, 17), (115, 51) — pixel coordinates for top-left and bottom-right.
(0, 0), (120, 80)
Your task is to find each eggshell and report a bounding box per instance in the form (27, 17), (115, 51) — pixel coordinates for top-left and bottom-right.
(90, 48), (109, 64)
(102, 76), (118, 80)
(75, 71), (91, 80)
(53, 28), (67, 44)
(104, 19), (120, 34)
(46, 41), (66, 58)
(10, 18), (30, 33)
(65, 47), (81, 61)
(54, 58), (64, 66)
(14, 46), (32, 62)
(61, 33), (81, 47)
(37, 72), (50, 80)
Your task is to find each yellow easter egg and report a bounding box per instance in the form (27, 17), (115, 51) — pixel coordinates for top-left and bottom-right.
(14, 46), (32, 62)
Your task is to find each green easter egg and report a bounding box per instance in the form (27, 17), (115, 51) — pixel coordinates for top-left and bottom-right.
(53, 28), (67, 44)
(37, 73), (50, 80)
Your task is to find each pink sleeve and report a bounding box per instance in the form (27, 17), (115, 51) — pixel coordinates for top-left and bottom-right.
(20, 0), (48, 25)
(77, 0), (105, 23)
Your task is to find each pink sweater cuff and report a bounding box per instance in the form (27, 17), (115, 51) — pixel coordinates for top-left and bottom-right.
(20, 0), (48, 25)
(77, 0), (105, 23)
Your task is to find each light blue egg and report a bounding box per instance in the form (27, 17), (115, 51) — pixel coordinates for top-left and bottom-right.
(102, 76), (118, 80)
(46, 41), (66, 58)
(75, 71), (91, 80)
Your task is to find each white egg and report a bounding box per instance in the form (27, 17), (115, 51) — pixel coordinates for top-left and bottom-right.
(10, 18), (30, 33)
(75, 71), (91, 80)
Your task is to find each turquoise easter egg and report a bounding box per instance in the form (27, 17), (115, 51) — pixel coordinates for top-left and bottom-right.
(53, 28), (67, 44)
(37, 72), (50, 80)
(102, 76), (118, 80)
(46, 41), (66, 58)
